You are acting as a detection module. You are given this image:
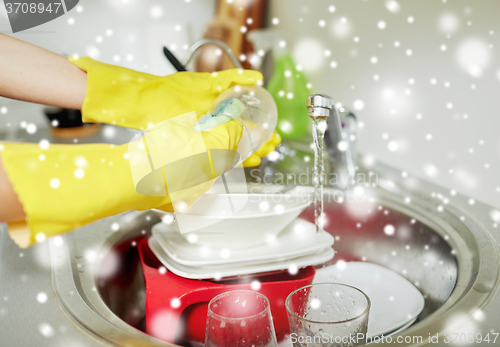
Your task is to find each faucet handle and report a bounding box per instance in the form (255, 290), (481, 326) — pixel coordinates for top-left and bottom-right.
(307, 94), (335, 110)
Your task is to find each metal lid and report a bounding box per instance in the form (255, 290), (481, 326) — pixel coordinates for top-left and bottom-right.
(307, 94), (335, 109)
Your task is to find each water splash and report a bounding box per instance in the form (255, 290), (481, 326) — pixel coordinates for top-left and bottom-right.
(312, 117), (327, 233)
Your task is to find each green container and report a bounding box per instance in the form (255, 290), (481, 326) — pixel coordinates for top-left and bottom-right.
(266, 54), (310, 139)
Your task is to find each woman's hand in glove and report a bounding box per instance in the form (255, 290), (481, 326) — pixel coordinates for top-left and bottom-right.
(70, 56), (263, 130)
(242, 131), (282, 167)
(0, 114), (243, 248)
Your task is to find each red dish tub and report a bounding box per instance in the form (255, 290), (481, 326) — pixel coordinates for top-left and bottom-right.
(137, 238), (315, 345)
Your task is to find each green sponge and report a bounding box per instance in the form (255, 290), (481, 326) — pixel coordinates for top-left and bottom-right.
(213, 98), (245, 116)
(194, 98), (245, 131)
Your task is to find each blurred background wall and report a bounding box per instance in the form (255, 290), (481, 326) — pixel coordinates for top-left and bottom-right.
(1, 0), (499, 208)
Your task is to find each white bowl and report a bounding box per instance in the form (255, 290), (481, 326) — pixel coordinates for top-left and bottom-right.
(154, 193), (311, 249)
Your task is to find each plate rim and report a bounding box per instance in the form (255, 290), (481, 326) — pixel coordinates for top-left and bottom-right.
(152, 219), (334, 266)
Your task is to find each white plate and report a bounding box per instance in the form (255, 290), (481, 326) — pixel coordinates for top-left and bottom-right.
(152, 219), (334, 266)
(149, 236), (334, 280)
(314, 262), (424, 338)
(383, 317), (417, 337)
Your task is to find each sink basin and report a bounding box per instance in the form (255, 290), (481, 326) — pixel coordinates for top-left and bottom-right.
(47, 163), (500, 346)
(1, 128), (499, 346)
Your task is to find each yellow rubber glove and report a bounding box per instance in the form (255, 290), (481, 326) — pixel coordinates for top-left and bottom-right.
(242, 131), (282, 167)
(69, 56), (263, 130)
(0, 116), (242, 248)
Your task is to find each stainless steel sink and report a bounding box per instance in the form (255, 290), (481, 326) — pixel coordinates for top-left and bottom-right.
(1, 128), (499, 346)
(44, 156), (500, 346)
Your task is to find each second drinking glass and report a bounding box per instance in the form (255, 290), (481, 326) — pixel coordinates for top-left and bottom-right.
(286, 283), (371, 347)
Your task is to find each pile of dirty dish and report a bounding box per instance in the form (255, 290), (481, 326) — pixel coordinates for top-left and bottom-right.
(150, 191), (334, 279)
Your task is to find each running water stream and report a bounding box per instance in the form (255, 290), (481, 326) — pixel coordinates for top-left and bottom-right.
(312, 116), (327, 233)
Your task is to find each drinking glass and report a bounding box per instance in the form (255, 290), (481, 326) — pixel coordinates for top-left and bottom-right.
(206, 290), (278, 347)
(286, 283), (371, 347)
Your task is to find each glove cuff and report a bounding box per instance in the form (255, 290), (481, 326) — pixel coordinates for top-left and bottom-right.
(69, 56), (160, 130)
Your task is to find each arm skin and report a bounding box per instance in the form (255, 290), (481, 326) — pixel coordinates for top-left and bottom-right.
(0, 34), (88, 223)
(0, 34), (87, 108)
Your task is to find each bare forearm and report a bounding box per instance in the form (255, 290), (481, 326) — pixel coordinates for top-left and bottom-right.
(0, 155), (25, 223)
(0, 34), (86, 109)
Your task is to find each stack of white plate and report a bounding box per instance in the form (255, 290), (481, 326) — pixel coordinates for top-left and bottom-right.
(149, 218), (334, 280)
(150, 192), (334, 279)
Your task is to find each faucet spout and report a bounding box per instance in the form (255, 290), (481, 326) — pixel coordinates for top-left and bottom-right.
(307, 94), (357, 189)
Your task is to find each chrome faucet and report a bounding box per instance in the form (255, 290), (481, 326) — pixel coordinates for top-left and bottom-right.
(182, 38), (243, 69)
(307, 94), (357, 189)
